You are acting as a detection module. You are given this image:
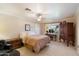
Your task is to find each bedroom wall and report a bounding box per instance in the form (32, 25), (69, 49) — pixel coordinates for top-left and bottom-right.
(61, 16), (76, 23)
(0, 13), (76, 40)
(0, 14), (40, 39)
(75, 7), (79, 54)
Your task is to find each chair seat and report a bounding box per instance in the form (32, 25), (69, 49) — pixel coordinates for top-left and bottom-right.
(0, 49), (12, 53)
(0, 50), (20, 56)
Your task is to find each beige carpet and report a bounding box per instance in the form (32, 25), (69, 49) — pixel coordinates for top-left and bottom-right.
(17, 41), (79, 56)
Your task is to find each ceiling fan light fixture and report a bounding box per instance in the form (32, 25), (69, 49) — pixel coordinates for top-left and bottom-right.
(25, 8), (31, 11)
(37, 16), (42, 21)
(37, 18), (41, 21)
(25, 8), (43, 21)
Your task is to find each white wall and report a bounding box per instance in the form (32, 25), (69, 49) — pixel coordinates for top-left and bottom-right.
(75, 7), (79, 54)
(62, 16), (76, 23)
(0, 14), (40, 39)
(17, 19), (40, 35)
(0, 12), (76, 40)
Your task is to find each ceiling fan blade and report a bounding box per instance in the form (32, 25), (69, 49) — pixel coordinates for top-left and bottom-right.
(25, 8), (49, 19)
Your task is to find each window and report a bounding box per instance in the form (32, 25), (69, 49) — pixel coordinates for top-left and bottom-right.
(45, 23), (59, 33)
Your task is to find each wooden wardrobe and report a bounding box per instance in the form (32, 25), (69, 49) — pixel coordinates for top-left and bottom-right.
(59, 21), (75, 46)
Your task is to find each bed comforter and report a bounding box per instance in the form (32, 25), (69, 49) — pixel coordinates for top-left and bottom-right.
(24, 35), (50, 53)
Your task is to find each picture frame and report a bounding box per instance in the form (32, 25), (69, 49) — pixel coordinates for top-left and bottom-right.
(25, 24), (30, 31)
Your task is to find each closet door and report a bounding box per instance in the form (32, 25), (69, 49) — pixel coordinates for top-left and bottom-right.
(67, 23), (75, 46)
(60, 21), (75, 46)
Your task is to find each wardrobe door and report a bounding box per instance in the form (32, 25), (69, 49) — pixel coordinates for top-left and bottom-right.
(60, 21), (75, 46)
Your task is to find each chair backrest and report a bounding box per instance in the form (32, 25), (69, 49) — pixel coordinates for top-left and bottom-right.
(0, 40), (5, 50)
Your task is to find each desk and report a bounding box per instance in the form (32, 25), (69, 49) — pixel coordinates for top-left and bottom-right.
(46, 33), (57, 41)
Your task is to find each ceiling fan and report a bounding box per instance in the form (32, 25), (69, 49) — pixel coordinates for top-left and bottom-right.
(25, 8), (47, 21)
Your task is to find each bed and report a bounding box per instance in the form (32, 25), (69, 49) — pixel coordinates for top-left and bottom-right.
(23, 35), (50, 53)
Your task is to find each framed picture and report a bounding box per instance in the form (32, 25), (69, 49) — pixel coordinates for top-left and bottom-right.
(25, 24), (30, 31)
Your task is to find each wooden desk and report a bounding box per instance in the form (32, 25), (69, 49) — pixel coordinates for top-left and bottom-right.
(46, 33), (57, 41)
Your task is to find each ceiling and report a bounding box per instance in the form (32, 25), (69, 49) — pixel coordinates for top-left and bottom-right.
(0, 3), (79, 22)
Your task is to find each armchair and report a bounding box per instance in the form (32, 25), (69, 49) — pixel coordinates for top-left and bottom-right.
(0, 40), (20, 56)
